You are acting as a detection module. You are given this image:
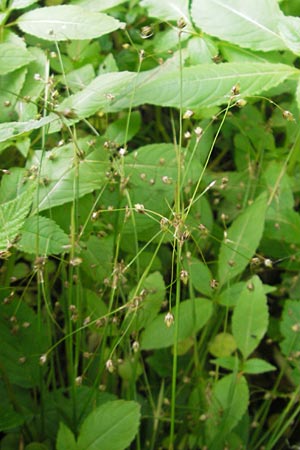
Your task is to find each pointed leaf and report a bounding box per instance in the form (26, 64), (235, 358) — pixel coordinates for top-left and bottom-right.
(111, 63), (297, 111)
(0, 116), (56, 144)
(0, 43), (34, 75)
(77, 400), (140, 450)
(56, 422), (77, 450)
(141, 298), (213, 350)
(17, 6), (124, 41)
(141, 0), (189, 22)
(191, 0), (287, 52)
(17, 215), (69, 255)
(280, 300), (300, 358)
(206, 374), (249, 447)
(232, 276), (269, 360)
(218, 193), (268, 284)
(242, 358), (276, 374)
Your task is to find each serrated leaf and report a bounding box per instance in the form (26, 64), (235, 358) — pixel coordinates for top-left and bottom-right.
(218, 193), (268, 284)
(242, 358), (276, 374)
(0, 184), (35, 252)
(71, 0), (127, 12)
(56, 423), (77, 450)
(232, 276), (269, 360)
(280, 300), (300, 358)
(191, 0), (287, 52)
(206, 374), (249, 447)
(0, 43), (34, 75)
(17, 5), (123, 42)
(77, 400), (140, 450)
(111, 63), (297, 111)
(278, 16), (300, 55)
(141, 298), (213, 350)
(17, 215), (69, 255)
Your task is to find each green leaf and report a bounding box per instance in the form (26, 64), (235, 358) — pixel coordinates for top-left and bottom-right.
(278, 15), (300, 55)
(56, 422), (77, 450)
(0, 299), (50, 387)
(106, 111), (141, 146)
(0, 67), (27, 123)
(141, 298), (213, 350)
(0, 405), (24, 432)
(186, 257), (213, 297)
(280, 300), (300, 358)
(141, 0), (189, 21)
(80, 235), (114, 282)
(10, 0), (38, 9)
(71, 0), (127, 12)
(77, 400), (140, 450)
(112, 63), (297, 111)
(0, 183), (35, 252)
(0, 43), (34, 75)
(17, 215), (69, 255)
(55, 71), (135, 121)
(209, 332), (237, 357)
(218, 193), (268, 284)
(17, 5), (124, 42)
(206, 374), (249, 447)
(191, 0), (287, 52)
(28, 137), (110, 212)
(0, 116), (55, 144)
(242, 358), (276, 374)
(232, 276), (269, 360)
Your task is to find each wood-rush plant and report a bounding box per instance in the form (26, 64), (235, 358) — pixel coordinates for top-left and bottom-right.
(1, 0), (300, 449)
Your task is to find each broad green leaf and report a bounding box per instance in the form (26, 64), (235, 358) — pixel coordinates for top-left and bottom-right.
(85, 289), (108, 332)
(56, 422), (77, 450)
(0, 116), (55, 144)
(20, 47), (48, 100)
(0, 43), (34, 75)
(106, 111), (141, 146)
(0, 183), (35, 252)
(71, 0), (127, 11)
(186, 257), (213, 297)
(209, 332), (237, 357)
(0, 405), (24, 432)
(242, 358), (276, 374)
(17, 6), (124, 42)
(0, 67), (27, 123)
(17, 215), (69, 255)
(218, 193), (268, 284)
(191, 0), (287, 52)
(77, 400), (140, 450)
(55, 71), (135, 121)
(280, 300), (300, 358)
(28, 137), (110, 212)
(24, 444), (48, 450)
(141, 0), (189, 21)
(64, 64), (95, 93)
(141, 298), (213, 350)
(278, 16), (300, 55)
(0, 299), (50, 387)
(232, 276), (269, 360)
(111, 63), (297, 111)
(11, 0), (37, 8)
(206, 374), (249, 447)
(80, 235), (114, 282)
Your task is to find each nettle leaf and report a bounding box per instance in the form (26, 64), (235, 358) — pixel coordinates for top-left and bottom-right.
(206, 374), (249, 447)
(77, 400), (140, 450)
(56, 423), (77, 450)
(218, 193), (268, 285)
(232, 276), (269, 360)
(17, 6), (124, 42)
(191, 0), (287, 52)
(280, 300), (300, 358)
(141, 298), (213, 350)
(29, 137), (110, 212)
(17, 215), (69, 255)
(111, 63), (297, 111)
(0, 43), (34, 75)
(0, 183), (35, 252)
(278, 16), (300, 55)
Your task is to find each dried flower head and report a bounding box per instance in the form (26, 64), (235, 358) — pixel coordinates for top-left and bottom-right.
(164, 311), (174, 328)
